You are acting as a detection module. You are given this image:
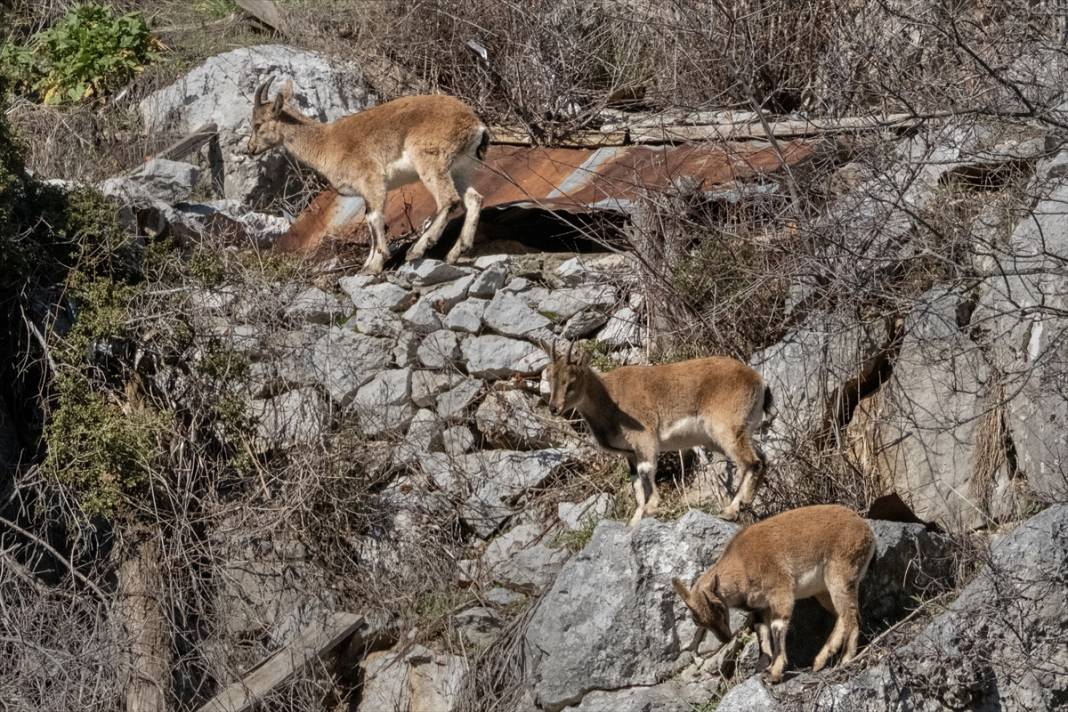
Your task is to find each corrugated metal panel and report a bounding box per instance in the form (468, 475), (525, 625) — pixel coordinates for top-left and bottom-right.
(276, 140), (818, 252)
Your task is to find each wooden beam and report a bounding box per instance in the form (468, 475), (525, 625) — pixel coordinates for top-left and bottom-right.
(196, 612), (365, 712)
(154, 123), (218, 162)
(490, 113), (920, 147)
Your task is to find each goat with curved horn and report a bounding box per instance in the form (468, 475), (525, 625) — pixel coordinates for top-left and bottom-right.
(246, 81), (489, 273)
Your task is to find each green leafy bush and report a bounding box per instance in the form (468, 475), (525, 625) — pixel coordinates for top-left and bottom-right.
(1, 3), (160, 105)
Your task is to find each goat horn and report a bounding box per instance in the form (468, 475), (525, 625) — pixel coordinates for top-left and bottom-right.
(566, 340), (575, 363)
(254, 78), (273, 105)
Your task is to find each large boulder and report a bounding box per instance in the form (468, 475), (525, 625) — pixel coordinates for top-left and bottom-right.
(360, 644), (466, 712)
(975, 153), (1068, 506)
(139, 45), (372, 205)
(524, 512), (739, 712)
(854, 289), (1016, 529)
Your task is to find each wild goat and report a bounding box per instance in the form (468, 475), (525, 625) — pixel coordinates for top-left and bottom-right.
(673, 504), (876, 683)
(246, 80), (489, 272)
(540, 341), (772, 525)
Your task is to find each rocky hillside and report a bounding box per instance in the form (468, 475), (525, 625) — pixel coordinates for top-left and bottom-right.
(2, 3), (1067, 712)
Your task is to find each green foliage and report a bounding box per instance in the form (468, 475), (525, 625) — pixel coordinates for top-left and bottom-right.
(44, 371), (169, 518)
(1, 3), (160, 105)
(194, 0), (238, 19)
(581, 339), (616, 371)
(555, 516), (599, 552)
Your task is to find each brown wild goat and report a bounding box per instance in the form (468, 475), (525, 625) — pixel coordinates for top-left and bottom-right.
(673, 504), (876, 683)
(247, 80), (489, 272)
(540, 342), (772, 525)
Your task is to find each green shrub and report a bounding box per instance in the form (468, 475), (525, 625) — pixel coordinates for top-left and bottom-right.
(44, 372), (169, 518)
(1, 3), (161, 105)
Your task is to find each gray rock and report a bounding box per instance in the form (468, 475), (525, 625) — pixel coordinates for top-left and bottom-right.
(360, 644), (466, 712)
(139, 45), (371, 205)
(862, 520), (954, 624)
(283, 286), (343, 325)
(453, 606), (503, 648)
(503, 277), (533, 294)
(436, 378), (483, 421)
(418, 329), (461, 369)
(441, 425), (476, 454)
(398, 409), (444, 462)
(100, 158), (200, 204)
(393, 331), (421, 367)
(859, 289), (1013, 529)
(248, 387), (327, 450)
(716, 676), (781, 712)
(483, 523), (570, 593)
(347, 307), (402, 338)
(421, 449), (575, 537)
(558, 494), (613, 531)
(537, 285), (617, 321)
(398, 258), (468, 287)
(351, 368), (414, 437)
(462, 335), (551, 378)
(340, 278), (412, 312)
(483, 587), (525, 607)
(483, 291), (553, 338)
(974, 155), (1068, 506)
(422, 273), (475, 311)
(310, 328), (393, 405)
(597, 306), (641, 348)
(207, 322), (264, 358)
(524, 512), (739, 712)
(411, 370), (461, 408)
(472, 254), (510, 270)
(470, 263), (508, 297)
(475, 389), (559, 449)
(754, 312), (891, 463)
(562, 310), (610, 339)
(401, 297), (444, 334)
(444, 298), (487, 333)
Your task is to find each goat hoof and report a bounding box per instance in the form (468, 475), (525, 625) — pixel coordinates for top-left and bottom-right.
(405, 248), (425, 263)
(720, 507), (739, 521)
(363, 254), (385, 274)
(444, 248), (462, 264)
(756, 653), (772, 672)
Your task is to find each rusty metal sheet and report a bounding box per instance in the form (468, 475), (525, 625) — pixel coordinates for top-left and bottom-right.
(278, 140), (818, 253)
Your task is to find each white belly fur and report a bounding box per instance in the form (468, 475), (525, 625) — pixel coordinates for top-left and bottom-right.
(384, 152), (420, 191)
(658, 415), (711, 451)
(794, 564), (827, 599)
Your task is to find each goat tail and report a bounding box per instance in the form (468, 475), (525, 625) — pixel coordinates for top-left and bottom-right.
(476, 126), (491, 161)
(760, 384), (776, 431)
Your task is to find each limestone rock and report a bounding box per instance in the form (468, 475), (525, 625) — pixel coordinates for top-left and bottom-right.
(140, 45), (371, 205)
(462, 335), (551, 379)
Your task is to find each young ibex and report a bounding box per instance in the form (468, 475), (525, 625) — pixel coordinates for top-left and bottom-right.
(540, 342), (772, 525)
(673, 504), (876, 683)
(247, 80), (489, 272)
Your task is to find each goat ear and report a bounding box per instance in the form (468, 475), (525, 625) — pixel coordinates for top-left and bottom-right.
(711, 573), (720, 596)
(671, 577), (692, 605)
(281, 79), (295, 102)
(573, 344), (591, 367)
(270, 93), (285, 118)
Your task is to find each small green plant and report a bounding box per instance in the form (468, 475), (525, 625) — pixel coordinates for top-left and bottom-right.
(582, 339), (616, 371)
(2, 4), (161, 105)
(194, 0), (238, 19)
(45, 372), (170, 518)
(555, 516), (599, 552)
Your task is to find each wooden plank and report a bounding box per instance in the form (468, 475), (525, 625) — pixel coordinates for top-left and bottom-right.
(155, 123), (218, 162)
(235, 0), (289, 34)
(490, 113), (920, 147)
(196, 612), (364, 712)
